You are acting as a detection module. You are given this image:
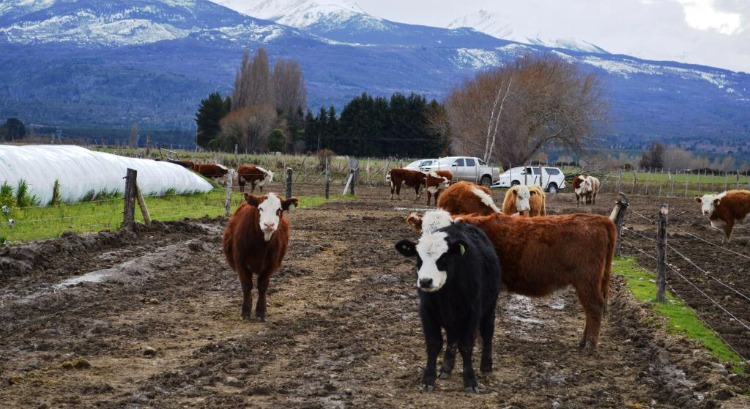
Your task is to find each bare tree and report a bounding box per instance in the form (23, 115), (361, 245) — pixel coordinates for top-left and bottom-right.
(220, 105), (276, 153)
(446, 53), (607, 169)
(128, 123), (139, 148)
(273, 59), (307, 116)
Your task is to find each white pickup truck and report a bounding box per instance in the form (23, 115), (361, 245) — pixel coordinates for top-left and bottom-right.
(422, 156), (501, 187)
(491, 166), (567, 193)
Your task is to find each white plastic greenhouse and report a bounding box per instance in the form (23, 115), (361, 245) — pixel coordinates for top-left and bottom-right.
(0, 145), (214, 205)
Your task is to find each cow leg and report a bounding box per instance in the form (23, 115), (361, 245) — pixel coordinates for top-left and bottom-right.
(426, 191), (432, 206)
(439, 342), (457, 378)
(724, 220), (735, 241)
(479, 309), (496, 374)
(238, 178), (245, 192)
(458, 335), (478, 393)
(255, 273), (271, 322)
(575, 286), (604, 350)
(237, 269), (254, 321)
(420, 320), (442, 391)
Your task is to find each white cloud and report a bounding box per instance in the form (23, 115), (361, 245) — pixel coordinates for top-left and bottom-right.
(675, 0), (743, 34)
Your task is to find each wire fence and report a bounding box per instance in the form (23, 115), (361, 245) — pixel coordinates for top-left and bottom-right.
(619, 205), (750, 364)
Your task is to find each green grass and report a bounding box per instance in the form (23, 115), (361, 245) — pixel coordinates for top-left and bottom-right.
(614, 257), (746, 372)
(0, 189), (354, 243)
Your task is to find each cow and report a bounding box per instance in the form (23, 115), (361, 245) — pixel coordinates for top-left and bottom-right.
(425, 170), (453, 206)
(573, 174), (600, 205)
(395, 222), (502, 393)
(193, 163), (230, 182)
(222, 192), (298, 321)
(237, 165), (274, 193)
(436, 181), (501, 215)
(406, 209), (616, 350)
(502, 185), (546, 216)
(694, 189), (750, 241)
(387, 168), (427, 200)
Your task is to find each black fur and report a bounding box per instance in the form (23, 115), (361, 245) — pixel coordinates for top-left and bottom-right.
(396, 222), (502, 392)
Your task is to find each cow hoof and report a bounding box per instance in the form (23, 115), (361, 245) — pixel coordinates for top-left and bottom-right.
(438, 371), (451, 379)
(464, 386), (479, 393)
(420, 384), (435, 392)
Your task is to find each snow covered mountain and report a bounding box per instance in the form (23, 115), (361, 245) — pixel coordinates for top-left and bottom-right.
(0, 0), (747, 150)
(0, 0), (293, 46)
(447, 9), (608, 54)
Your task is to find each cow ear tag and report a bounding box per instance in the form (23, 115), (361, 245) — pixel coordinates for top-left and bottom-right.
(459, 244), (466, 256)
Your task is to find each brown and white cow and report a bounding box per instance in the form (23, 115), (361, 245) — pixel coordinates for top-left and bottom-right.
(237, 165), (274, 193)
(222, 192), (298, 321)
(193, 163), (230, 181)
(387, 168), (427, 200)
(694, 189), (750, 240)
(425, 170), (453, 206)
(573, 174), (600, 205)
(436, 181), (500, 215)
(502, 185), (546, 216)
(407, 209), (617, 350)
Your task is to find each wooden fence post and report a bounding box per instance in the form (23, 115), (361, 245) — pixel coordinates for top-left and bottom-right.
(286, 167), (293, 199)
(325, 157), (331, 199)
(656, 204), (669, 302)
(224, 170), (234, 217)
(135, 184), (151, 226)
(612, 192), (629, 257)
(122, 168), (137, 230)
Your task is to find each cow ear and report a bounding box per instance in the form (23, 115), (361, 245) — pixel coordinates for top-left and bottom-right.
(694, 197), (702, 204)
(244, 193), (261, 207)
(395, 240), (417, 257)
(449, 239), (468, 256)
(713, 198), (721, 206)
(282, 197), (299, 211)
(405, 213), (423, 231)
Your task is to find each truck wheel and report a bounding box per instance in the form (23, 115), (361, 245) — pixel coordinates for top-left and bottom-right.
(511, 180), (520, 187)
(547, 183), (558, 193)
(480, 176), (492, 188)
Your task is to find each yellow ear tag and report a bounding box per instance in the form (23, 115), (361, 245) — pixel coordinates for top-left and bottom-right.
(460, 244), (466, 256)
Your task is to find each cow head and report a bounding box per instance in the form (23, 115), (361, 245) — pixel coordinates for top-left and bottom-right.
(395, 230), (468, 292)
(428, 172), (450, 191)
(510, 185), (531, 215)
(694, 192), (723, 216)
(244, 192), (298, 241)
(258, 166), (274, 184)
(405, 209), (453, 233)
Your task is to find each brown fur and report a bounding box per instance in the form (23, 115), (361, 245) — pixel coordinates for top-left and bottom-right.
(237, 164), (272, 193)
(388, 168), (427, 200)
(437, 181), (499, 215)
(222, 193), (297, 321)
(695, 190), (750, 240)
(455, 212), (616, 349)
(425, 170), (453, 206)
(193, 163), (229, 179)
(501, 185), (546, 216)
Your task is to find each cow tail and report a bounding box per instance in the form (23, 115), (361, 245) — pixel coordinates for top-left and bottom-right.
(601, 223), (616, 316)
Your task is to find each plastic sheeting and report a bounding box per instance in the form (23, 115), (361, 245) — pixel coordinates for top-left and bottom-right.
(0, 145), (214, 205)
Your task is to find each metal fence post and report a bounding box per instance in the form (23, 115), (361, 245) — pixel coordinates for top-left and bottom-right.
(656, 204), (669, 302)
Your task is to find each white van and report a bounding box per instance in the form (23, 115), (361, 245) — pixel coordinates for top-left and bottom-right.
(492, 166), (567, 193)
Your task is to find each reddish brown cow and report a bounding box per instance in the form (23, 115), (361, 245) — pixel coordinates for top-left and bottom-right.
(193, 163), (229, 180)
(408, 209), (617, 349)
(237, 165), (274, 193)
(387, 168), (427, 200)
(695, 189), (750, 240)
(222, 192), (298, 321)
(425, 170), (453, 206)
(437, 181), (500, 215)
(502, 185), (546, 216)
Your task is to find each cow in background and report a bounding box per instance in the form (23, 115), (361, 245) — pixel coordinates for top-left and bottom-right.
(502, 185), (546, 216)
(396, 222), (502, 392)
(406, 209), (617, 350)
(425, 170), (452, 206)
(573, 174), (600, 205)
(437, 181), (500, 215)
(695, 189), (750, 241)
(222, 192), (298, 321)
(387, 168), (427, 200)
(237, 165), (274, 193)
(193, 163), (230, 183)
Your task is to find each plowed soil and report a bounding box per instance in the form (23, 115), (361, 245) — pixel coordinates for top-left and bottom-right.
(0, 186), (748, 408)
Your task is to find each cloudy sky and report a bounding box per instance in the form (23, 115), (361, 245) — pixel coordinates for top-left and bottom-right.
(353, 0), (750, 73)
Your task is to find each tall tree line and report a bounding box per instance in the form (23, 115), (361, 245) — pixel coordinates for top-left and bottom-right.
(304, 92), (450, 157)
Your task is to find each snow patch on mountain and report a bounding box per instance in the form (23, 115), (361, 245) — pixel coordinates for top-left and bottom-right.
(453, 48), (500, 70)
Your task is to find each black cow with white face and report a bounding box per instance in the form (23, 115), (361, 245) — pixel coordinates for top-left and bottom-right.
(395, 222), (502, 393)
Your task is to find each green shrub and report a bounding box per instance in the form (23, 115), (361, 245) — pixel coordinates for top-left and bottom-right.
(15, 180), (39, 208)
(50, 180), (61, 206)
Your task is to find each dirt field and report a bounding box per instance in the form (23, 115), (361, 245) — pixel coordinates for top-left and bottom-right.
(0, 186), (748, 408)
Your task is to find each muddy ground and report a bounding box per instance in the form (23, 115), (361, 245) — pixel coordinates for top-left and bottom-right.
(0, 186), (748, 408)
